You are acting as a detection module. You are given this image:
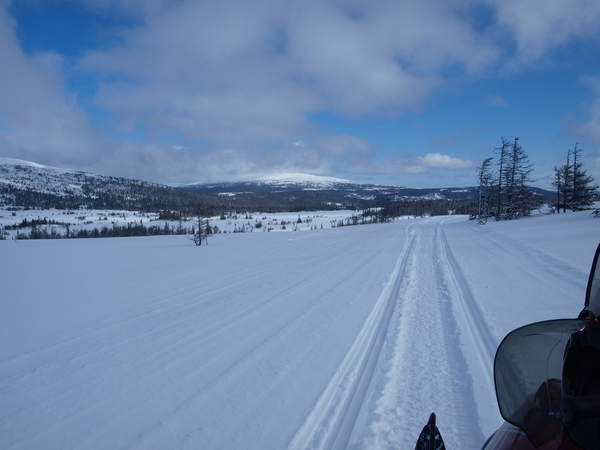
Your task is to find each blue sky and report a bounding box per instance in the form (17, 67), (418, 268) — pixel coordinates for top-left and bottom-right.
(1, 0), (600, 188)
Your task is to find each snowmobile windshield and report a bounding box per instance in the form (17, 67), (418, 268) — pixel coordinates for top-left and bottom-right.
(584, 244), (600, 318)
(494, 319), (589, 448)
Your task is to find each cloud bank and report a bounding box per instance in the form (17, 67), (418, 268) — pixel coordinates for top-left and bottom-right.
(1, 0), (600, 182)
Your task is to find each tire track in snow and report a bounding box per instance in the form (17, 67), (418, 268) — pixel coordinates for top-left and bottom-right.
(288, 222), (423, 450)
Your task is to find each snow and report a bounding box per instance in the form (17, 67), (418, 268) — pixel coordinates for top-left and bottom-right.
(1, 209), (598, 449)
(183, 173), (357, 190)
(256, 173), (354, 185)
(0, 209), (363, 239)
(0, 157), (100, 199)
(0, 157), (56, 170)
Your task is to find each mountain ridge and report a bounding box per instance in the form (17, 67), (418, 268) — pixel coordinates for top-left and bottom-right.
(181, 173), (480, 201)
(0, 157), (554, 212)
(0, 157), (208, 210)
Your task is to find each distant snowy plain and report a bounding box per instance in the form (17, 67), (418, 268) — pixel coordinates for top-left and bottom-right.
(0, 209), (361, 238)
(1, 208), (598, 449)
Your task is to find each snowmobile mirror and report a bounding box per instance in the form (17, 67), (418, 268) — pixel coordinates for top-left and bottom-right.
(583, 243), (600, 319)
(494, 319), (589, 448)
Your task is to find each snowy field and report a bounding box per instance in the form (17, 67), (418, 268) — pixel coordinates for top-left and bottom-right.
(1, 208), (599, 449)
(0, 208), (371, 239)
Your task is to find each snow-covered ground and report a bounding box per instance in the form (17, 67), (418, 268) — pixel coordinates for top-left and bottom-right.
(1, 209), (598, 449)
(0, 208), (369, 239)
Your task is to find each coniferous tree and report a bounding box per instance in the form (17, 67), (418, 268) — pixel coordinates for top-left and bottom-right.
(553, 144), (597, 212)
(493, 137), (511, 220)
(571, 144), (598, 211)
(552, 164), (564, 213)
(472, 157), (494, 223)
(482, 137), (539, 222)
(514, 170), (543, 217)
(553, 149), (573, 213)
(504, 137), (535, 219)
(203, 217), (211, 243)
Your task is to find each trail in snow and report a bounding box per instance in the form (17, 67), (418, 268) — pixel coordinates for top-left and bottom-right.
(0, 221), (408, 450)
(436, 219), (498, 436)
(292, 217), (499, 450)
(288, 221), (419, 450)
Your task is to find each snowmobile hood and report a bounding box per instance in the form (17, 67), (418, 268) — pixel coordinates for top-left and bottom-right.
(494, 318), (589, 447)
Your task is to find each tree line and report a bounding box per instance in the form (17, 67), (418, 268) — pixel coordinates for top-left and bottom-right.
(472, 138), (597, 224)
(12, 221), (193, 240)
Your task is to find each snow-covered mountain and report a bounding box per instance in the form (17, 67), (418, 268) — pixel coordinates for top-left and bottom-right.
(182, 173), (480, 201)
(0, 157), (552, 210)
(185, 172), (356, 191)
(0, 159), (373, 211)
(255, 172), (355, 188)
(0, 157), (150, 196)
(0, 157), (201, 210)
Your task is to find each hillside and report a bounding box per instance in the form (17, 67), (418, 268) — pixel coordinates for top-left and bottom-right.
(0, 157), (211, 211)
(0, 158), (553, 214)
(0, 159), (380, 212)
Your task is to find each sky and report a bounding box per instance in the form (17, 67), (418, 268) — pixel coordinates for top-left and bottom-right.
(1, 0), (600, 188)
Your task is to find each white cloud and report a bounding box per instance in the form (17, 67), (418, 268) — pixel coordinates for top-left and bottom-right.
(0, 7), (103, 168)
(378, 153), (475, 175)
(81, 0), (499, 124)
(3, 0), (600, 182)
(572, 76), (600, 143)
(488, 0), (600, 65)
(314, 135), (476, 175)
(68, 0), (499, 179)
(420, 153), (476, 169)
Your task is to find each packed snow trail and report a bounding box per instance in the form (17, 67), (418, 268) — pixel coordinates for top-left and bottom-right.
(1, 211), (597, 449)
(292, 217), (498, 449)
(289, 221), (420, 450)
(346, 218), (498, 449)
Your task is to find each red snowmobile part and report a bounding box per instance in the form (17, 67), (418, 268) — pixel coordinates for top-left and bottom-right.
(482, 422), (583, 450)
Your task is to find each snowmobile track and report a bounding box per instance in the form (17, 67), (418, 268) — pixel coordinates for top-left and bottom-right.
(288, 222), (423, 450)
(436, 220), (496, 377)
(345, 217), (495, 449)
